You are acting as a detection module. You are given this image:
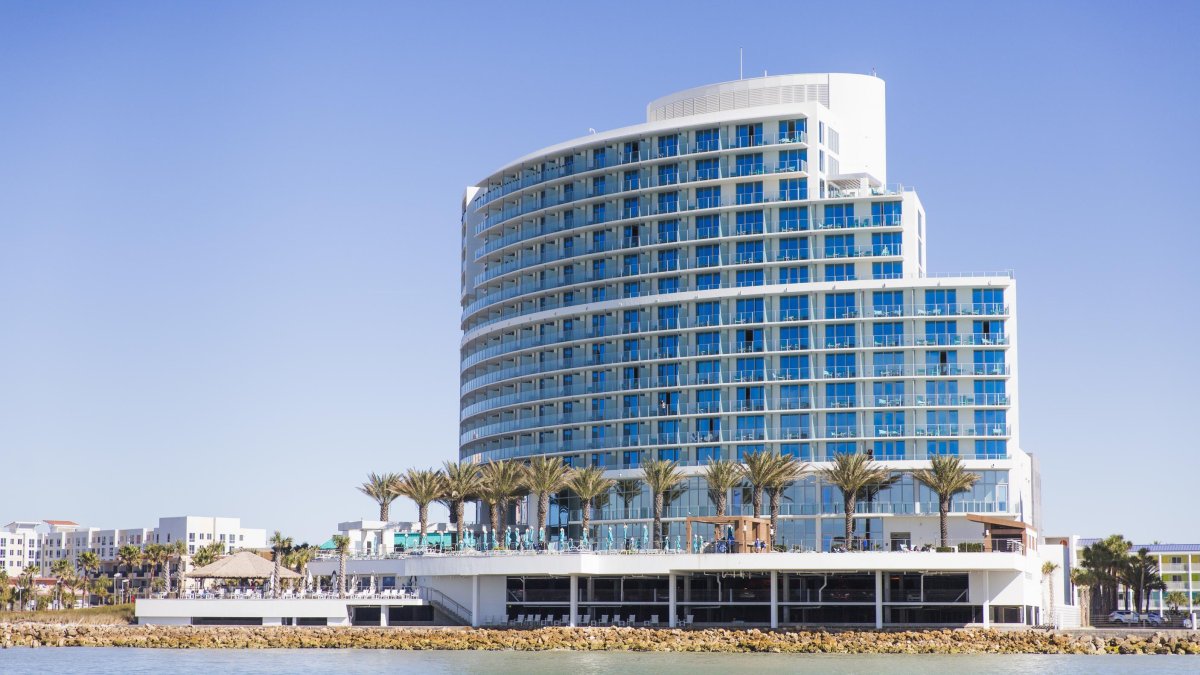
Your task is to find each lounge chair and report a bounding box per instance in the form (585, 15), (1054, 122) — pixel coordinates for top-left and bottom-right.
(596, 614), (609, 626)
(509, 614), (522, 626)
(559, 614), (570, 626)
(624, 614), (636, 627)
(644, 614), (659, 627)
(528, 614), (541, 627)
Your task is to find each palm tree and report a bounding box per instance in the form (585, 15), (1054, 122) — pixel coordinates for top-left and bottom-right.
(358, 471), (402, 522)
(615, 479), (641, 520)
(287, 543), (320, 587)
(269, 531), (293, 598)
(640, 459), (685, 550)
(164, 540), (186, 596)
(478, 460), (528, 547)
(1042, 561), (1060, 625)
(440, 460), (483, 544)
(740, 451), (807, 546)
(566, 466), (615, 542)
(818, 453), (899, 550)
(1080, 534), (1132, 614)
(142, 543), (165, 597)
(191, 541), (224, 568)
(51, 558), (74, 609)
(76, 551), (100, 607)
(0, 569), (9, 610)
(18, 565), (38, 611)
(396, 468), (447, 547)
(523, 456), (572, 537)
(911, 455), (981, 548)
(660, 483), (689, 545)
(703, 460), (742, 517)
(331, 534), (350, 598)
(1164, 590), (1189, 616)
(1070, 567), (1096, 626)
(1121, 547), (1164, 616)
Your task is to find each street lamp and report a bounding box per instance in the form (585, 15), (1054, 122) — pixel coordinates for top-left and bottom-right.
(113, 573), (122, 605)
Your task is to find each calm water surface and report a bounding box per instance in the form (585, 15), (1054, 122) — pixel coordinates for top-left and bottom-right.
(0, 649), (1197, 674)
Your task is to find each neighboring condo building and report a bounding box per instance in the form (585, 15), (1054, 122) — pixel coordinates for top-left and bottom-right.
(0, 516), (267, 576)
(459, 73), (1034, 551)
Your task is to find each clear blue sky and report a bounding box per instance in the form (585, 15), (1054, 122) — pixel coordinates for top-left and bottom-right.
(2, 1), (1197, 545)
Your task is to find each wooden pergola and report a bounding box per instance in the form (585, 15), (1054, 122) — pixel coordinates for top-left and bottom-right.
(685, 516), (772, 553)
(967, 514), (1037, 554)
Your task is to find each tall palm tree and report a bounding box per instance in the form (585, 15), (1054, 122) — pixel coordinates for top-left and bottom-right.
(358, 471), (402, 522)
(660, 483), (689, 545)
(523, 456), (572, 537)
(1121, 547), (1163, 615)
(567, 467), (615, 542)
(703, 460), (742, 517)
(640, 459), (685, 550)
(818, 453), (899, 550)
(269, 531), (293, 598)
(615, 479), (641, 520)
(747, 453), (808, 547)
(1042, 561), (1060, 625)
(1070, 567), (1096, 626)
(331, 534), (350, 598)
(0, 569), (8, 611)
(191, 541), (224, 568)
(18, 565), (38, 611)
(51, 558), (74, 609)
(439, 460), (483, 544)
(142, 543), (164, 596)
(76, 551), (99, 607)
(478, 460), (528, 547)
(287, 543), (320, 587)
(1079, 534), (1132, 614)
(164, 540), (186, 595)
(911, 455), (981, 548)
(396, 468), (447, 547)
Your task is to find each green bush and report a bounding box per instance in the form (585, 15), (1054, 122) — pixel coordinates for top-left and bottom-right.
(960, 543), (984, 552)
(935, 546), (956, 552)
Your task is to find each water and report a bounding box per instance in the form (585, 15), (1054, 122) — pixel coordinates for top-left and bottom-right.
(0, 649), (1196, 675)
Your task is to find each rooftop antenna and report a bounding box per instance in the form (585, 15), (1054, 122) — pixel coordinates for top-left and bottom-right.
(739, 47), (743, 80)
(871, 67), (877, 77)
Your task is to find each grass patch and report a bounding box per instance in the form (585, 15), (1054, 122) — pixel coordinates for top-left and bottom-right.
(0, 604), (135, 625)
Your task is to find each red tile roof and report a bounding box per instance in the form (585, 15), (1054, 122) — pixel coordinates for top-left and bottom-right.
(43, 520), (79, 526)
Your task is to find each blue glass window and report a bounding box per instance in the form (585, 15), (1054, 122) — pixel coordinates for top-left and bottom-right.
(695, 214), (720, 238)
(779, 178), (807, 201)
(974, 440), (1006, 459)
(623, 170), (639, 191)
(695, 186), (721, 210)
(779, 206), (809, 232)
(825, 382), (855, 408)
(622, 140), (640, 164)
(736, 269), (764, 287)
(871, 232), (901, 256)
(657, 135), (678, 158)
(779, 266), (809, 283)
(778, 118), (806, 141)
(925, 409), (959, 435)
(825, 353), (856, 378)
(824, 203), (854, 228)
(592, 175), (607, 196)
(926, 440), (959, 457)
(872, 322), (904, 347)
(825, 234), (854, 258)
(622, 281), (641, 298)
(873, 411), (905, 437)
(778, 149), (807, 172)
(973, 350), (1006, 375)
(780, 383), (811, 408)
(872, 262), (902, 279)
(779, 355), (810, 380)
(657, 304), (679, 328)
(735, 210), (763, 234)
(826, 412), (857, 438)
(779, 295), (809, 320)
(825, 292), (857, 319)
(872, 290), (903, 317)
(697, 447), (722, 463)
(735, 153), (764, 177)
(696, 158), (721, 181)
(924, 320), (958, 345)
(972, 288), (1004, 314)
(779, 325), (808, 350)
(695, 301), (720, 326)
(657, 164), (678, 186)
(696, 272), (721, 290)
(657, 192), (678, 214)
(695, 128), (720, 152)
(780, 414), (810, 440)
(736, 416), (765, 441)
(778, 237), (807, 261)
(736, 298), (764, 322)
(873, 381), (904, 407)
(973, 380), (1006, 405)
(590, 203), (606, 224)
(872, 351), (904, 377)
(735, 182), (764, 205)
(825, 263), (855, 281)
(826, 441), (857, 459)
(657, 248), (679, 271)
(622, 197), (640, 219)
(592, 147), (607, 168)
(735, 123), (762, 148)
(923, 289), (957, 315)
(695, 243), (720, 267)
(735, 359), (765, 381)
(658, 448), (679, 462)
(824, 323), (857, 348)
(735, 240), (764, 264)
(873, 441), (906, 460)
(924, 349), (958, 376)
(696, 331), (720, 356)
(871, 201), (902, 226)
(696, 362), (720, 385)
(657, 276), (678, 294)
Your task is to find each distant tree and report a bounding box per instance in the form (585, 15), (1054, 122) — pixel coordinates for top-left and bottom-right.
(478, 461), (528, 546)
(523, 456), (572, 538)
(358, 471), (402, 522)
(396, 468), (447, 547)
(439, 460), (483, 544)
(332, 534), (350, 598)
(640, 459), (686, 549)
(702, 460), (742, 518)
(269, 531), (293, 599)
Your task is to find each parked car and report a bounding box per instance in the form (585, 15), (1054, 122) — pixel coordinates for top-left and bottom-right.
(1108, 610), (1139, 624)
(1141, 612), (1166, 626)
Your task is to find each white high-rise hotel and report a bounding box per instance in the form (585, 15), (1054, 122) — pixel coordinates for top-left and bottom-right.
(460, 73), (1035, 550)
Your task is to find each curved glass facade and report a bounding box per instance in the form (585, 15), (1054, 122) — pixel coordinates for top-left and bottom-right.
(459, 74), (1029, 550)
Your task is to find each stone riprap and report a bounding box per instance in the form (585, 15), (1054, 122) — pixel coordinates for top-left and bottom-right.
(3, 624), (1200, 654)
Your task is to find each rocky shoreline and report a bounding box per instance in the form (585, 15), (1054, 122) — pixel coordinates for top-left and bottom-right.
(3, 624), (1200, 654)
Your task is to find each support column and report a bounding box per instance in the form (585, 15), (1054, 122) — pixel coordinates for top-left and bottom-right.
(569, 575), (579, 627)
(668, 573), (677, 627)
(381, 604), (388, 627)
(770, 570), (779, 629)
(874, 571), (884, 629)
(471, 575), (480, 627)
(981, 571), (990, 628)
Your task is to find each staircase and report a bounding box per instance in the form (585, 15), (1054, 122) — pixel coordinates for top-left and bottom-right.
(417, 587), (473, 626)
